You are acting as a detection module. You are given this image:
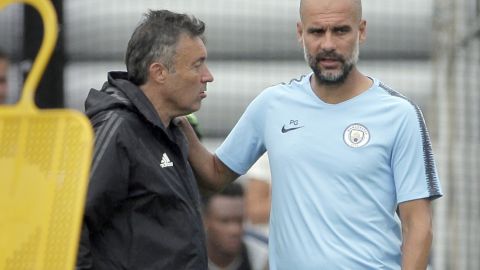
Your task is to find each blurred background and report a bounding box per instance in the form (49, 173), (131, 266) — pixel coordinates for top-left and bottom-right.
(0, 0), (479, 269)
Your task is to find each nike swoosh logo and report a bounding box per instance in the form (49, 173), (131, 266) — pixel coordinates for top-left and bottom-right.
(281, 125), (304, 133)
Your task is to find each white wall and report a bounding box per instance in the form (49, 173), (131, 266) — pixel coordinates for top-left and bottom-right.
(65, 59), (432, 136)
(64, 0), (433, 60)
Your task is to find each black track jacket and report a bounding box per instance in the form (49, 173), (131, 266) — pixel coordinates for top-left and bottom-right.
(77, 72), (207, 270)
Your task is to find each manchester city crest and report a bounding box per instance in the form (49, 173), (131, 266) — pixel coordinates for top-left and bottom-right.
(343, 123), (370, 148)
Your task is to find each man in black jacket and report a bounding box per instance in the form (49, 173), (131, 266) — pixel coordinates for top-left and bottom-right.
(77, 10), (214, 269)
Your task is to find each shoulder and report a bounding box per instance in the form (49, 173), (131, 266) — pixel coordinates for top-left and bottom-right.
(254, 74), (310, 103)
(91, 108), (136, 129)
(281, 74), (309, 87)
(375, 80), (423, 116)
(372, 80), (429, 137)
(276, 73), (309, 94)
(90, 109), (144, 145)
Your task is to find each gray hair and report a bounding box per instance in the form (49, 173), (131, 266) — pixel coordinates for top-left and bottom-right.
(125, 10), (206, 85)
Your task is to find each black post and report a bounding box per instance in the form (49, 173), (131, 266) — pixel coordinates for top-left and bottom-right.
(23, 0), (64, 108)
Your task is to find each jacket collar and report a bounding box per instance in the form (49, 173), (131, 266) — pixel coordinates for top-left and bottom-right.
(107, 71), (187, 146)
(107, 71), (168, 131)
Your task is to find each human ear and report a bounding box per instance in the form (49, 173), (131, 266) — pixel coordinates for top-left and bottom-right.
(296, 21), (304, 44)
(149, 62), (169, 84)
(359, 20), (367, 43)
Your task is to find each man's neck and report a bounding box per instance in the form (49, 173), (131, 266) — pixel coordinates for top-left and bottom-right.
(208, 255), (242, 270)
(140, 83), (173, 128)
(311, 68), (373, 104)
(207, 245), (240, 269)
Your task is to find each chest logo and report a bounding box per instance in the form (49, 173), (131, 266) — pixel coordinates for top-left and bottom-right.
(160, 153), (174, 168)
(281, 120), (304, 133)
(343, 123), (370, 148)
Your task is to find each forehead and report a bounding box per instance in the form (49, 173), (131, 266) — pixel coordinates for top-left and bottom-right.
(174, 33), (207, 62)
(207, 196), (244, 218)
(301, 0), (358, 26)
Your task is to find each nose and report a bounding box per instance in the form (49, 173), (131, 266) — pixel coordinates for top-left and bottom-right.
(228, 221), (243, 236)
(202, 66), (214, 83)
(322, 31), (336, 51)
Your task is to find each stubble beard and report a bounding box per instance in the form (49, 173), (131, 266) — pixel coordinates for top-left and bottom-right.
(303, 38), (360, 86)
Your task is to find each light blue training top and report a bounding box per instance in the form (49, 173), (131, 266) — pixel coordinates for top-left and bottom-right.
(216, 73), (443, 270)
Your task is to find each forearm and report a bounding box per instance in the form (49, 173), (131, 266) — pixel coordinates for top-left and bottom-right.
(401, 222), (432, 270)
(190, 138), (232, 191)
(178, 117), (237, 191)
(399, 199), (433, 270)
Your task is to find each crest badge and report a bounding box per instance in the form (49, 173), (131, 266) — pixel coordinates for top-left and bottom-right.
(343, 123), (370, 148)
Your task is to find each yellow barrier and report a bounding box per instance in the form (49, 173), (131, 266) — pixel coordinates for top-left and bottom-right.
(0, 0), (93, 269)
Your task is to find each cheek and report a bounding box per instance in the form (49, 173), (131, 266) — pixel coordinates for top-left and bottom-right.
(173, 79), (195, 97)
(180, 74), (201, 91)
(305, 37), (322, 50)
(209, 223), (227, 239)
(303, 40), (314, 52)
(344, 38), (358, 51)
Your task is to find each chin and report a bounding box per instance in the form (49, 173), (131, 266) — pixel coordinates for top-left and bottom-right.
(191, 102), (202, 112)
(222, 246), (242, 256)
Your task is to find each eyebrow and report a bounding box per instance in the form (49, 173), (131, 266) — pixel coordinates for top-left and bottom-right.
(307, 25), (351, 33)
(307, 26), (325, 32)
(333, 25), (352, 31)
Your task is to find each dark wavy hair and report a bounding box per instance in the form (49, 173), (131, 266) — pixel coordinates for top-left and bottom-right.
(202, 183), (244, 213)
(0, 48), (8, 61)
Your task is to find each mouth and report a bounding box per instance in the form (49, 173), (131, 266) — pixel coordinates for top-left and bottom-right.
(225, 237), (242, 249)
(319, 58), (341, 69)
(200, 91), (207, 99)
(315, 51), (344, 68)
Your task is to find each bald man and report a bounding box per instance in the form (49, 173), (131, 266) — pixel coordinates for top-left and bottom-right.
(179, 0), (442, 269)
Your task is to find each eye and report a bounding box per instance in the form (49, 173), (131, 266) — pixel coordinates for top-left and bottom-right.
(334, 27), (351, 34)
(308, 28), (325, 36)
(192, 58), (206, 69)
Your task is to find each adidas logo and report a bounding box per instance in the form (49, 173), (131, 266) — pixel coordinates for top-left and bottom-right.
(160, 153), (174, 168)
